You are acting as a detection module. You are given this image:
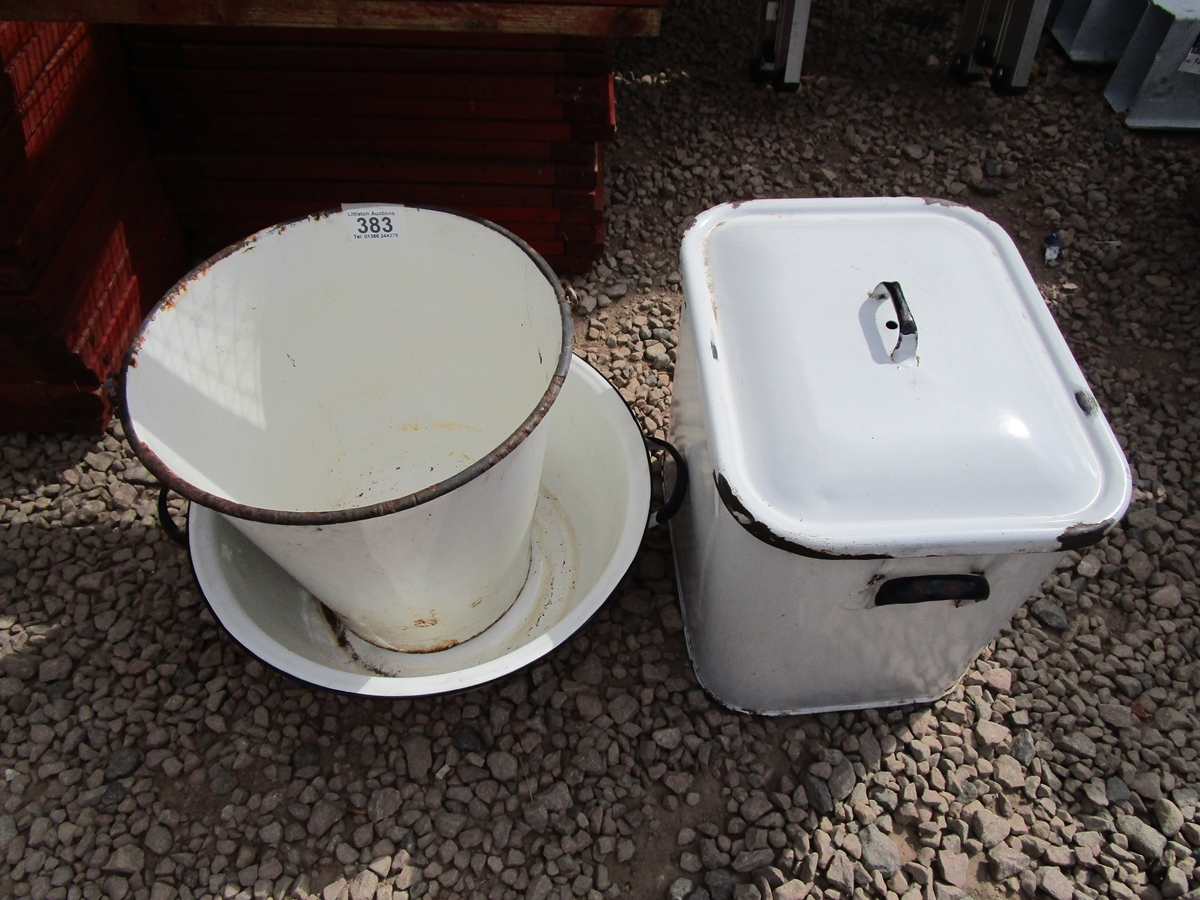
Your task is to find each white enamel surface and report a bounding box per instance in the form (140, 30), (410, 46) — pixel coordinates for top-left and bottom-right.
(126, 206), (561, 511)
(187, 358), (651, 696)
(680, 197), (1131, 557)
(125, 205), (565, 651)
(225, 425), (547, 652)
(669, 318), (1063, 714)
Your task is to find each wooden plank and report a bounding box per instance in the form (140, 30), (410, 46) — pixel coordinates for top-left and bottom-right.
(0, 53), (130, 239)
(0, 20), (42, 60)
(0, 3), (664, 37)
(2, 21), (79, 101)
(147, 131), (600, 164)
(146, 111), (576, 142)
(122, 25), (612, 50)
(169, 178), (557, 207)
(153, 153), (597, 187)
(122, 41), (608, 75)
(130, 66), (566, 101)
(132, 88), (576, 121)
(0, 129), (144, 302)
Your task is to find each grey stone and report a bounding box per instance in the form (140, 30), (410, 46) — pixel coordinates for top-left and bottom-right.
(209, 767), (237, 795)
(1161, 866), (1189, 899)
(527, 874), (553, 900)
(1150, 585), (1182, 609)
(38, 655), (71, 682)
(826, 850), (855, 894)
(144, 824), (172, 855)
(987, 846), (1031, 879)
(1131, 772), (1164, 801)
(975, 720), (1011, 749)
(539, 783), (572, 812)
(0, 816), (14, 851)
(993, 755), (1025, 790)
(369, 787), (403, 822)
(608, 693), (640, 725)
(394, 866), (422, 891)
(1011, 730), (1036, 766)
(1039, 867), (1075, 900)
(1155, 799), (1185, 838)
(740, 795), (772, 823)
(105, 844), (145, 875)
(434, 811), (467, 838)
(1107, 778), (1133, 803)
(733, 849), (774, 873)
(106, 747), (143, 781)
(348, 870), (379, 900)
(1057, 732), (1097, 757)
(828, 759), (856, 801)
(402, 736), (432, 780)
(487, 750), (519, 782)
(805, 774), (834, 814)
(973, 808), (1011, 848)
(1097, 704), (1139, 729)
(1030, 598), (1068, 630)
(860, 825), (900, 876)
(775, 882), (810, 900)
(705, 869), (733, 900)
(308, 800), (344, 837)
(937, 850), (968, 888)
(1117, 814), (1167, 859)
(670, 878), (695, 900)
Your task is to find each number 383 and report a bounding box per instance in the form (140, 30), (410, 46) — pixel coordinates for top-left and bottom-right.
(356, 216), (393, 234)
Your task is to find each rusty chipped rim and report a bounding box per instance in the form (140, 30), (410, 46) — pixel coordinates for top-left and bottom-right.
(118, 205), (573, 527)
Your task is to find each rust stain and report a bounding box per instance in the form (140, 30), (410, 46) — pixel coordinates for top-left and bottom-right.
(1058, 519), (1114, 551)
(714, 472), (890, 561)
(412, 637), (461, 653)
(413, 612), (439, 628)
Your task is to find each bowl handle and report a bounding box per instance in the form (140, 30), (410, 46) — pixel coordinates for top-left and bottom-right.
(157, 485), (190, 549)
(645, 435), (689, 528)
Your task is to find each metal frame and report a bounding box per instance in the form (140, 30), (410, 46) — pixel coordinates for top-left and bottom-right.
(1105, 0), (1200, 129)
(952, 0), (1055, 93)
(749, 0), (813, 91)
(1053, 0), (1149, 63)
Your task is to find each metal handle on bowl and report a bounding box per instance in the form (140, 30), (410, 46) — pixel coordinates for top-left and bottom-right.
(645, 435), (688, 528)
(870, 281), (917, 362)
(157, 485), (189, 549)
(561, 279), (581, 313)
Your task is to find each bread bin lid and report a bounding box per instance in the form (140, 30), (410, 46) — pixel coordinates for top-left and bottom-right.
(679, 197), (1131, 559)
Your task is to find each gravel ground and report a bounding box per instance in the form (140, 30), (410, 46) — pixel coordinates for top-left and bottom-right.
(3, 2), (1200, 900)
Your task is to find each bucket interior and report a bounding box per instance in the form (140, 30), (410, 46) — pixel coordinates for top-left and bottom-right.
(124, 207), (563, 512)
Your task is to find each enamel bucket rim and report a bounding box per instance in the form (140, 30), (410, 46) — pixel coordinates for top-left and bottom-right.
(118, 204), (574, 527)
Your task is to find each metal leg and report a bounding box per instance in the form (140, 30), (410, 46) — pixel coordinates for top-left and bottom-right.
(952, 0), (989, 81)
(749, 0), (778, 84)
(975, 0), (1014, 67)
(749, 0), (811, 91)
(773, 0), (813, 91)
(992, 0), (1054, 93)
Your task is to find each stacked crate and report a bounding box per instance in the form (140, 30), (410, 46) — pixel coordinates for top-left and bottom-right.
(122, 28), (613, 273)
(0, 21), (187, 432)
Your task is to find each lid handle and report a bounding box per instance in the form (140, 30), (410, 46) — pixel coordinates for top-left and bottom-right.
(870, 281), (917, 363)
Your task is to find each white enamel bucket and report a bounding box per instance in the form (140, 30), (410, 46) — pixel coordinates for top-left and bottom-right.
(121, 205), (573, 653)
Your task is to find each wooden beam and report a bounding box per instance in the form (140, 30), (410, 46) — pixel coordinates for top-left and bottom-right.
(0, 1), (663, 36)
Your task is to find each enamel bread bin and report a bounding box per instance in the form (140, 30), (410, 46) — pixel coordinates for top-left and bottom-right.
(669, 197), (1132, 715)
